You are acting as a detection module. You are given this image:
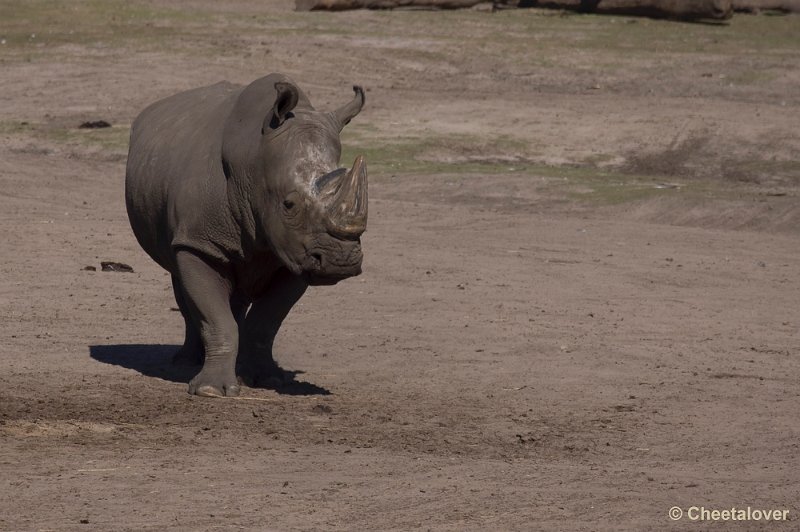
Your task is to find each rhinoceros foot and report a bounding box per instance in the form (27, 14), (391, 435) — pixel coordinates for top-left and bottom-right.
(188, 367), (241, 397)
(238, 358), (287, 389)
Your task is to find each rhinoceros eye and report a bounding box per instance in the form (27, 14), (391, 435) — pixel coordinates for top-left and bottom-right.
(282, 191), (302, 215)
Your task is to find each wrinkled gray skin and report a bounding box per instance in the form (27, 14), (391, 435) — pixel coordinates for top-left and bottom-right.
(125, 74), (367, 397)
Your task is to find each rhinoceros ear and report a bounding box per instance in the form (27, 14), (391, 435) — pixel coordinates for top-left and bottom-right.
(262, 82), (299, 133)
(331, 85), (365, 131)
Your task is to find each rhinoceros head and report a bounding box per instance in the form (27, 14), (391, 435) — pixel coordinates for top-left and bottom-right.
(239, 81), (367, 285)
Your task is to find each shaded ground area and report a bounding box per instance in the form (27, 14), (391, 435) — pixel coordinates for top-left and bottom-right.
(0, 1), (798, 530)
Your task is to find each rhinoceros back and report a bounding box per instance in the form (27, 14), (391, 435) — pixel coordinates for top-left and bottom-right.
(125, 81), (241, 271)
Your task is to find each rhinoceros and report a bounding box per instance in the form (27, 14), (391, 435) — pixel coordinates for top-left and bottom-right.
(125, 74), (367, 397)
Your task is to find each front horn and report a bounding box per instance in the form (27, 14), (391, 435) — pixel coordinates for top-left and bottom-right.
(324, 155), (368, 237)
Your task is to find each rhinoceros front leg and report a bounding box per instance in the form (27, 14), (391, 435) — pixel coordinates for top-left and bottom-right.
(175, 250), (240, 397)
(238, 269), (308, 388)
(170, 274), (204, 367)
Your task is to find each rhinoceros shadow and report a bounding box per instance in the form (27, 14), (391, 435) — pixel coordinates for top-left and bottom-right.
(89, 344), (330, 396)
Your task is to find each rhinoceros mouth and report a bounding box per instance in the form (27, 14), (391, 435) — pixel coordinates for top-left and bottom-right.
(299, 242), (363, 285)
(302, 255), (362, 285)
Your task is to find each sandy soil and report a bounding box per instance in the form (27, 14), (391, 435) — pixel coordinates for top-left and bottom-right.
(1, 1), (799, 530)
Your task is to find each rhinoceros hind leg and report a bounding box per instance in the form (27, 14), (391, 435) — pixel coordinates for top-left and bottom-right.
(176, 250), (240, 397)
(238, 358), (286, 389)
(171, 275), (204, 366)
(238, 269), (308, 388)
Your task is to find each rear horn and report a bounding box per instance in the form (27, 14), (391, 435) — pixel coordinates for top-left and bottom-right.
(331, 86), (365, 131)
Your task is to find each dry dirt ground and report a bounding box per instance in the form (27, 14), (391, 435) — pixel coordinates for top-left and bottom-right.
(1, 1), (799, 530)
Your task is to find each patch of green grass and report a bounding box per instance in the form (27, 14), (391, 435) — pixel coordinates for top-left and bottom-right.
(0, 119), (129, 153)
(340, 130), (535, 176)
(581, 153), (618, 166)
(722, 158), (800, 185)
(726, 69), (779, 86)
(339, 125), (731, 206)
(339, 136), (423, 175)
(50, 126), (130, 152)
(566, 176), (680, 205)
(0, 120), (36, 135)
(539, 164), (727, 206)
(0, 0), (214, 55)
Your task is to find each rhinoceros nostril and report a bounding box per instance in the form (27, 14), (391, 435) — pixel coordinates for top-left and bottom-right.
(310, 252), (323, 268)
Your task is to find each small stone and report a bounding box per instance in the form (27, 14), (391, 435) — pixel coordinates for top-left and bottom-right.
(79, 120), (111, 129)
(101, 261), (134, 273)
